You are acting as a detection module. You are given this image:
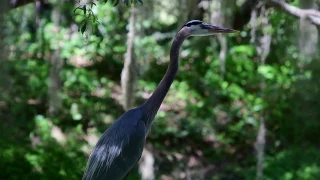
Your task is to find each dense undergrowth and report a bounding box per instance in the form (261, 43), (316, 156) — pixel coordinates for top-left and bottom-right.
(1, 1), (319, 179)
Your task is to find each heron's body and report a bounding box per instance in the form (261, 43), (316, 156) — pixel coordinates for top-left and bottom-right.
(83, 20), (236, 180)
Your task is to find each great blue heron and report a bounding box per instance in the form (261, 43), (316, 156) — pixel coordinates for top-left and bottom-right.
(83, 20), (237, 180)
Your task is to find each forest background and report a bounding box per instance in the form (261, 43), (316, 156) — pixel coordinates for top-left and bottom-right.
(1, 0), (320, 179)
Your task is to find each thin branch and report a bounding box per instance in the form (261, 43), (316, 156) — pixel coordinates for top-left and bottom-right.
(266, 0), (320, 27)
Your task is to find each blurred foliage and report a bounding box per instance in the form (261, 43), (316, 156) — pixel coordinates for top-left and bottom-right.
(75, 0), (143, 33)
(1, 0), (320, 180)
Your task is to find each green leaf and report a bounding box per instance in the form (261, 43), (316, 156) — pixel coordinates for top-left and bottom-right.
(80, 21), (87, 34)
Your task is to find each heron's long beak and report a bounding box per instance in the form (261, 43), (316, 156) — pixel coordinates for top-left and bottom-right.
(203, 24), (238, 33)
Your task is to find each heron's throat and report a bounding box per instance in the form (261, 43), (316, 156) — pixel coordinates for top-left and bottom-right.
(141, 29), (188, 130)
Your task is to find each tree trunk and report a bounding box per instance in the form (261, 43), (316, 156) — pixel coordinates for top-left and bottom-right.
(121, 6), (137, 111)
(210, 0), (235, 79)
(139, 145), (155, 180)
(298, 0), (318, 67)
(250, 3), (272, 180)
(0, 2), (10, 121)
(48, 5), (63, 117)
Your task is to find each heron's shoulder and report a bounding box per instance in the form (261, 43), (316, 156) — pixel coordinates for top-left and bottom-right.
(117, 107), (143, 125)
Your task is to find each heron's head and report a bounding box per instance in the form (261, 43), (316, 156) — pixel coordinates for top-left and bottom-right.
(182, 20), (237, 37)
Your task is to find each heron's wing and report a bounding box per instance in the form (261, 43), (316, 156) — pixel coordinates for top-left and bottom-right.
(83, 120), (146, 180)
(119, 120), (146, 165)
(120, 120), (146, 177)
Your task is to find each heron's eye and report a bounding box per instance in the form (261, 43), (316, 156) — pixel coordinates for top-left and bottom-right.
(200, 24), (209, 29)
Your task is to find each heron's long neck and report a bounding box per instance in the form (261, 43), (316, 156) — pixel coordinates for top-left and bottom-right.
(141, 30), (188, 129)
